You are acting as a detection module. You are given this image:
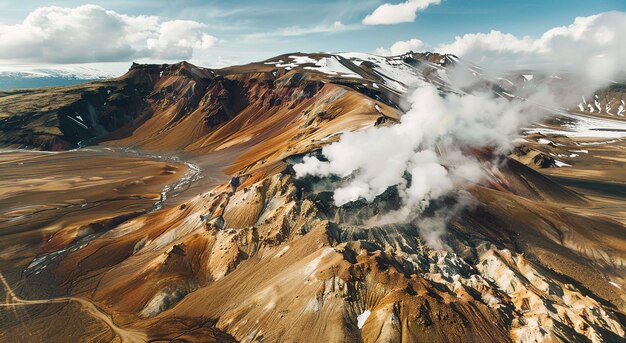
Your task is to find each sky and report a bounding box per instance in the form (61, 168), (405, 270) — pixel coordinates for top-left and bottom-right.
(0, 0), (624, 76)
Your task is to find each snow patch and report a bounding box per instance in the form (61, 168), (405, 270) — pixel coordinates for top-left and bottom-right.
(339, 52), (429, 93)
(577, 139), (619, 146)
(272, 56), (319, 69)
(304, 56), (362, 78)
(525, 111), (626, 139)
(554, 160), (571, 167)
(303, 248), (334, 275)
(320, 131), (346, 142)
(537, 138), (555, 145)
(273, 245), (290, 258)
(594, 99), (602, 113)
(357, 310), (371, 329)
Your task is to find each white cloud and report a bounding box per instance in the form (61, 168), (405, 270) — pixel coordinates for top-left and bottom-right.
(0, 5), (218, 63)
(363, 0), (442, 25)
(435, 11), (626, 80)
(376, 38), (426, 56)
(147, 20), (218, 60)
(243, 21), (353, 40)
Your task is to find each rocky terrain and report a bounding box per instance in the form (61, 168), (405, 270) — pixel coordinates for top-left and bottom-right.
(0, 51), (624, 342)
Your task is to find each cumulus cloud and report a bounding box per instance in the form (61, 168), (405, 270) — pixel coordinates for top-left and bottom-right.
(435, 11), (626, 81)
(147, 20), (219, 60)
(0, 5), (218, 63)
(376, 38), (426, 56)
(363, 0), (442, 25)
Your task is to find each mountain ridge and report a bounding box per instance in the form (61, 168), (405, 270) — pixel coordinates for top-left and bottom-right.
(0, 50), (625, 342)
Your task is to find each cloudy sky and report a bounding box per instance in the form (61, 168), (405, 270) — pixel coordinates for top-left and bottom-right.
(0, 0), (624, 75)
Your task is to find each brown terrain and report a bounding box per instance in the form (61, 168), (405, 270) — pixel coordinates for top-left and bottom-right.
(0, 52), (624, 342)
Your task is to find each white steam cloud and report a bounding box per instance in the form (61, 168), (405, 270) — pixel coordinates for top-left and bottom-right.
(294, 85), (548, 219)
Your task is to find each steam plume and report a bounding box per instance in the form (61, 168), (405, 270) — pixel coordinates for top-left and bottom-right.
(296, 84), (550, 209)
(294, 67), (618, 247)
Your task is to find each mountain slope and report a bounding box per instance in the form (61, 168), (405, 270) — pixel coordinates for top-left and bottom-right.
(0, 52), (624, 343)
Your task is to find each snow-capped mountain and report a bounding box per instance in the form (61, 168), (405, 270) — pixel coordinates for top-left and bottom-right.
(0, 65), (119, 89)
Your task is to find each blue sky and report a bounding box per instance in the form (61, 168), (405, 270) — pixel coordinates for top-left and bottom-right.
(0, 0), (624, 73)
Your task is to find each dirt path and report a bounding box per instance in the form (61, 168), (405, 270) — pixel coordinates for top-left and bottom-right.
(0, 273), (146, 342)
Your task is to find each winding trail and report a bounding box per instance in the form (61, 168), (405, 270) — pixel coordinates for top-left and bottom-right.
(0, 273), (146, 342)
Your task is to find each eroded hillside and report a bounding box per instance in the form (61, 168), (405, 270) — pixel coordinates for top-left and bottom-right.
(0, 52), (624, 343)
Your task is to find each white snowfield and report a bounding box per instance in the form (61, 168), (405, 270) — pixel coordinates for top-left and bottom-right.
(304, 56), (362, 79)
(339, 52), (431, 93)
(0, 64), (116, 79)
(265, 55), (318, 70)
(526, 110), (626, 139)
(264, 52), (437, 94)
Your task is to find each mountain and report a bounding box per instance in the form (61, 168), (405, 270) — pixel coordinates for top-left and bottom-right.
(0, 52), (625, 342)
(0, 65), (115, 90)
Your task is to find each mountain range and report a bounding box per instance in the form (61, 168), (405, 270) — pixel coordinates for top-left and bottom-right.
(0, 51), (625, 342)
